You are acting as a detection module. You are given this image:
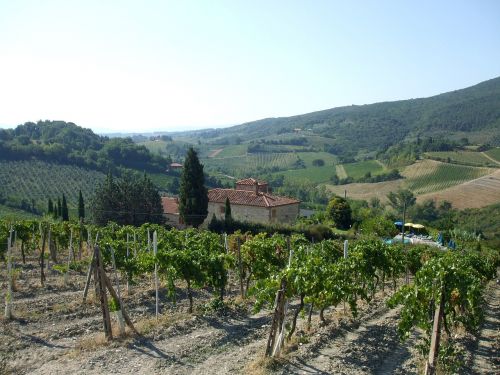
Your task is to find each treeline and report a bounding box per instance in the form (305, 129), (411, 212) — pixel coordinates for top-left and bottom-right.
(377, 137), (471, 167)
(0, 120), (168, 173)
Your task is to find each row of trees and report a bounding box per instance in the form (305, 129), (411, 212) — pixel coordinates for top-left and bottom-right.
(47, 191), (85, 222)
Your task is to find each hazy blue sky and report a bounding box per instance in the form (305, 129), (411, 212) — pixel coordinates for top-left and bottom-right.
(1, 0), (499, 132)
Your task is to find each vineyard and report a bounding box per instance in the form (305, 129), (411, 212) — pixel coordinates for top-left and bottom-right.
(204, 152), (299, 177)
(0, 160), (106, 210)
(1, 219), (498, 374)
(425, 151), (494, 167)
(403, 160), (494, 194)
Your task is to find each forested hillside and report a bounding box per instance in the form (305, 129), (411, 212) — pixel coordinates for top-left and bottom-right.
(0, 120), (168, 173)
(197, 76), (500, 155)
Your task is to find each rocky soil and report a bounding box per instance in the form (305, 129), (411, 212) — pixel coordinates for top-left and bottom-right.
(1, 257), (498, 374)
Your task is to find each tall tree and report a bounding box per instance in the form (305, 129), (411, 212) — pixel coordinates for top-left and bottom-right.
(61, 194), (69, 221)
(326, 195), (352, 230)
(57, 197), (62, 218)
(78, 190), (85, 220)
(90, 172), (164, 226)
(224, 197), (232, 223)
(387, 189), (416, 212)
(48, 198), (53, 215)
(179, 148), (208, 227)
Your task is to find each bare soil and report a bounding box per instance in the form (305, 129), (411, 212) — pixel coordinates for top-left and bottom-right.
(1, 258), (498, 375)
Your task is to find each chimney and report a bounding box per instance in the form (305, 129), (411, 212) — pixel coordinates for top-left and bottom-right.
(254, 180), (259, 194)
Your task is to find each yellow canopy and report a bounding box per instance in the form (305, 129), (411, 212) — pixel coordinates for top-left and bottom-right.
(404, 223), (414, 227)
(412, 224), (425, 229)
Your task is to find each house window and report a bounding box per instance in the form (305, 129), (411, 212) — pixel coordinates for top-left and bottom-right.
(271, 209), (277, 218)
(219, 205), (225, 214)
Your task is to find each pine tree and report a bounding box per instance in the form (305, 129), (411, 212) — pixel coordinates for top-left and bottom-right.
(48, 198), (53, 215)
(62, 194), (69, 221)
(78, 190), (85, 220)
(179, 147), (208, 227)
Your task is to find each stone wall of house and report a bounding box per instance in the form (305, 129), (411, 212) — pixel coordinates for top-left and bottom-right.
(164, 213), (186, 229)
(271, 203), (300, 224)
(205, 202), (299, 225)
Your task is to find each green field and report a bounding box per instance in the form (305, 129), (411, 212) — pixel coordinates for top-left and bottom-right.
(296, 152), (338, 167)
(273, 165), (337, 183)
(210, 144), (248, 158)
(0, 160), (106, 211)
(406, 163), (492, 194)
(343, 160), (385, 179)
(204, 152), (299, 177)
(425, 151), (493, 166)
(485, 148), (500, 163)
(0, 204), (40, 221)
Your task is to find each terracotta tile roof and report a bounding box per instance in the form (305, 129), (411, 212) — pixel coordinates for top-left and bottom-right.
(208, 189), (299, 207)
(162, 197), (179, 214)
(236, 178), (267, 186)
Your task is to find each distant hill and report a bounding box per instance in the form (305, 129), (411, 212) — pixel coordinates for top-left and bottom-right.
(0, 120), (168, 173)
(197, 76), (500, 155)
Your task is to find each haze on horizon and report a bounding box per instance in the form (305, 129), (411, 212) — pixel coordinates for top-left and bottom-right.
(1, 0), (499, 134)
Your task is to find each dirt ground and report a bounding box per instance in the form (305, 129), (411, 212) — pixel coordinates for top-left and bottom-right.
(1, 258), (498, 374)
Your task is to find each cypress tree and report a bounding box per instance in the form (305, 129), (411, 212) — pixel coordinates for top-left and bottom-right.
(48, 198), (53, 215)
(179, 147), (208, 228)
(224, 197), (232, 222)
(62, 194), (69, 221)
(78, 190), (85, 220)
(57, 197), (62, 218)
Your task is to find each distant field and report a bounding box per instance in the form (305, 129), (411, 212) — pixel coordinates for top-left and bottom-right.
(204, 152), (298, 177)
(0, 204), (40, 221)
(425, 151), (493, 166)
(417, 169), (500, 209)
(0, 160), (106, 209)
(296, 152), (338, 167)
(343, 160), (385, 179)
(325, 180), (403, 202)
(275, 165), (337, 183)
(140, 140), (168, 154)
(404, 160), (493, 194)
(211, 145), (247, 158)
(484, 148), (500, 163)
(325, 159), (499, 209)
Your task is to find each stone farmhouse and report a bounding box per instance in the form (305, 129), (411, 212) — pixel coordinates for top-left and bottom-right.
(205, 178), (300, 225)
(161, 197), (186, 229)
(162, 178), (300, 228)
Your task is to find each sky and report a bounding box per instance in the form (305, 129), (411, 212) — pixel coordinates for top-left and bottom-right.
(0, 0), (499, 133)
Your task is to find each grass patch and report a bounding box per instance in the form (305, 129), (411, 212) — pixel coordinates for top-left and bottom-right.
(343, 160), (385, 179)
(425, 151), (493, 166)
(485, 147), (500, 162)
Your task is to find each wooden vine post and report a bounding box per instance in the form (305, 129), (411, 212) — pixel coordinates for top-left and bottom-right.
(126, 233), (130, 295)
(39, 223), (46, 287)
(83, 245), (138, 340)
(4, 227), (14, 319)
(424, 284), (445, 375)
(110, 247), (125, 336)
(237, 237), (244, 298)
(265, 245), (294, 357)
(94, 245), (113, 340)
(153, 230), (159, 320)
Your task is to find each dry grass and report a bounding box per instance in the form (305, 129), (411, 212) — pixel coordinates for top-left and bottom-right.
(325, 179), (403, 202)
(417, 169), (500, 209)
(134, 311), (187, 335)
(245, 355), (287, 375)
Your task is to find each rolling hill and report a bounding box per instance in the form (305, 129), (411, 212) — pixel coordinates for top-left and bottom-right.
(192, 76), (500, 156)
